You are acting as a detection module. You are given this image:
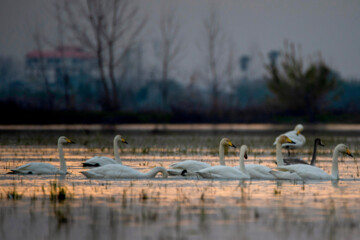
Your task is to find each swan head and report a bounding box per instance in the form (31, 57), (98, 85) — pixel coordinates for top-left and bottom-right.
(115, 135), (128, 144)
(240, 145), (248, 159)
(181, 169), (188, 176)
(220, 138), (236, 148)
(58, 136), (75, 145)
(277, 135), (295, 145)
(335, 144), (353, 158)
(315, 138), (325, 147)
(294, 124), (304, 135)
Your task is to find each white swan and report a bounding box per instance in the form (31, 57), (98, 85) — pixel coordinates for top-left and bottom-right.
(284, 138), (324, 165)
(234, 136), (295, 179)
(82, 135), (128, 167)
(196, 144), (250, 179)
(271, 144), (353, 180)
(167, 138), (236, 175)
(8, 136), (74, 175)
(81, 165), (169, 179)
(274, 124), (306, 155)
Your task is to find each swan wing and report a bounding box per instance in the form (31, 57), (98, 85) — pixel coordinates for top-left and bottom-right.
(273, 129), (294, 145)
(269, 170), (303, 180)
(283, 157), (309, 165)
(277, 165), (331, 180)
(244, 164), (276, 179)
(81, 164), (142, 178)
(274, 130), (306, 148)
(197, 166), (250, 179)
(282, 133), (306, 149)
(83, 156), (117, 167)
(10, 162), (59, 175)
(169, 160), (211, 173)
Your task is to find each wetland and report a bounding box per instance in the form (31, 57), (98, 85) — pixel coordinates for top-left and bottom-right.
(1, 125), (360, 240)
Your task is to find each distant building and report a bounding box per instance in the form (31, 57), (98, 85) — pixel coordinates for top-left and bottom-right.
(25, 46), (98, 87)
(25, 46), (100, 109)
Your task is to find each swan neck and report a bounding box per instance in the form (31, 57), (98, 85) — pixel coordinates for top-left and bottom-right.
(331, 149), (340, 179)
(145, 167), (167, 178)
(219, 144), (225, 165)
(113, 138), (122, 164)
(310, 142), (318, 165)
(239, 150), (247, 174)
(58, 142), (66, 173)
(276, 142), (284, 166)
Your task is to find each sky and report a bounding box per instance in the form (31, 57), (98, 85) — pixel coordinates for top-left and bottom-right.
(0, 0), (360, 79)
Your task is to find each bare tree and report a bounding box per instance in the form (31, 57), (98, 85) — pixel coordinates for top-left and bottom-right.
(103, 0), (146, 109)
(32, 28), (54, 110)
(63, 0), (146, 110)
(64, 0), (110, 108)
(225, 40), (237, 111)
(157, 7), (182, 110)
(202, 8), (226, 115)
(53, 0), (71, 109)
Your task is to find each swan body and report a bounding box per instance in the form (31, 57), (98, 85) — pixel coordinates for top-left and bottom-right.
(269, 169), (302, 180)
(167, 138), (236, 175)
(83, 135), (128, 167)
(81, 165), (168, 179)
(234, 136), (295, 179)
(196, 166), (250, 179)
(271, 144), (353, 180)
(83, 156), (117, 166)
(167, 161), (211, 177)
(274, 124), (306, 152)
(243, 164), (277, 180)
(196, 145), (250, 180)
(9, 136), (74, 175)
(283, 138), (324, 165)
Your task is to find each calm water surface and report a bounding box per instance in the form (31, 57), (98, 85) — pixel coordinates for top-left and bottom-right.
(1, 127), (360, 240)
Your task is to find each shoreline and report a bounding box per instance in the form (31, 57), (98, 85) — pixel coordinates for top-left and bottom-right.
(1, 123), (360, 131)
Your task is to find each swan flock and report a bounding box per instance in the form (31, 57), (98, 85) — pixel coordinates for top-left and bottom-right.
(7, 124), (355, 181)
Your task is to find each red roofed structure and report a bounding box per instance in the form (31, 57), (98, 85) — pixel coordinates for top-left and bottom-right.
(26, 46), (95, 60)
(26, 46), (98, 85)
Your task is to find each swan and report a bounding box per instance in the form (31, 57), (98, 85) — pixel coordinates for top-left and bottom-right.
(271, 144), (353, 180)
(284, 138), (324, 165)
(81, 165), (169, 179)
(233, 135), (295, 179)
(167, 138), (236, 175)
(82, 135), (128, 167)
(274, 124), (306, 156)
(196, 145), (250, 179)
(8, 136), (75, 175)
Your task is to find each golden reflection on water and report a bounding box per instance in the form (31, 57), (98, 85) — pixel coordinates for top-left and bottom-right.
(1, 131), (360, 239)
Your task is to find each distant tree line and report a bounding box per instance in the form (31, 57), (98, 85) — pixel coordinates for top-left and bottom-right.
(0, 1), (360, 123)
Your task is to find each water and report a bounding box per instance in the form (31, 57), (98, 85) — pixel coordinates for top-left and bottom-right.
(1, 127), (360, 239)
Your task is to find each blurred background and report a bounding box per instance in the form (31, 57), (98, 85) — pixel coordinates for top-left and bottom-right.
(0, 0), (359, 124)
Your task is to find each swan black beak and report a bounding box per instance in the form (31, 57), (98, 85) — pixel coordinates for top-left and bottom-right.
(346, 149), (353, 158)
(319, 142), (325, 147)
(244, 153), (248, 159)
(124, 141), (128, 144)
(230, 144), (237, 148)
